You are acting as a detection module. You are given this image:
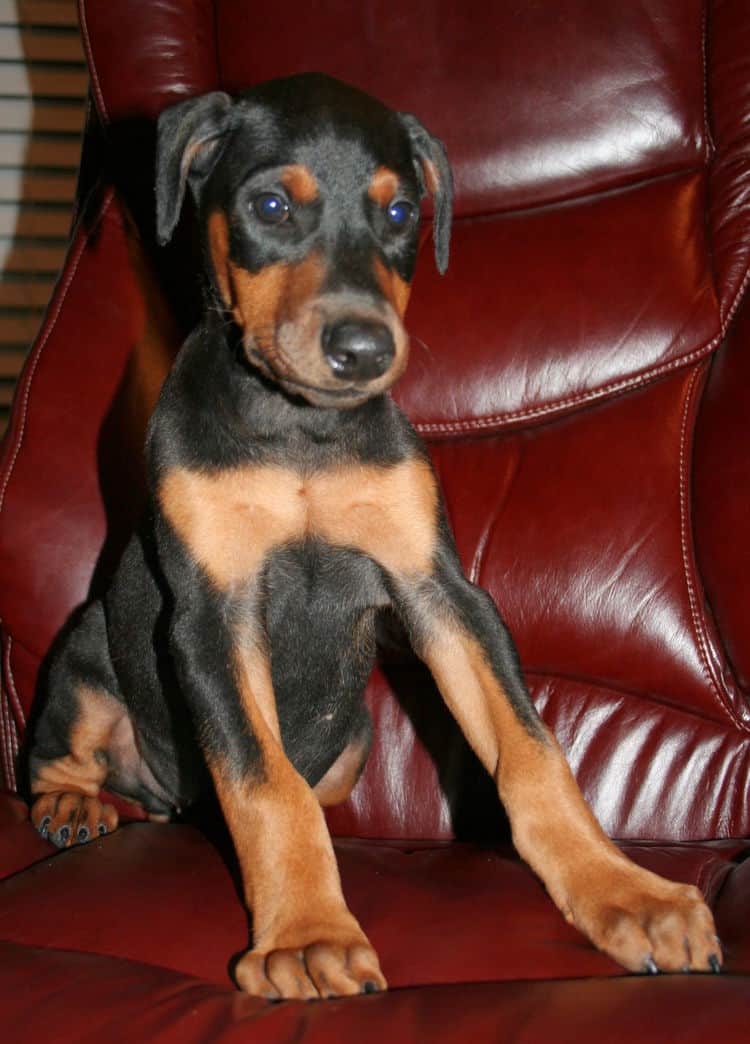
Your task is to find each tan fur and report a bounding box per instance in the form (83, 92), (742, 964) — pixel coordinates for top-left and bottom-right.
(312, 458), (437, 574)
(421, 156), (441, 196)
(31, 686), (124, 798)
(209, 211), (326, 350)
(235, 642), (282, 743)
(230, 253), (334, 385)
(425, 626), (508, 774)
(367, 165), (400, 206)
(207, 211), (410, 399)
(313, 738), (370, 807)
(280, 164), (319, 204)
(230, 261), (291, 344)
(423, 617), (641, 891)
(213, 752), (348, 942)
(208, 210), (233, 309)
(31, 791), (118, 838)
(159, 458), (438, 591)
(373, 256), (411, 318)
(229, 253), (325, 339)
(207, 654), (384, 994)
(421, 616), (719, 972)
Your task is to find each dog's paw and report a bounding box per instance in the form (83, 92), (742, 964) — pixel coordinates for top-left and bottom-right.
(566, 865), (722, 974)
(235, 934), (387, 1000)
(31, 791), (118, 848)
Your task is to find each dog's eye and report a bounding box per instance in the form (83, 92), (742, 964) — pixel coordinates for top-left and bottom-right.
(253, 193), (290, 225)
(386, 200), (415, 229)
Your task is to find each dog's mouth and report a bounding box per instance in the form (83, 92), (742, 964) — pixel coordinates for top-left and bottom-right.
(279, 379), (376, 409)
(243, 304), (409, 409)
(244, 347), (374, 407)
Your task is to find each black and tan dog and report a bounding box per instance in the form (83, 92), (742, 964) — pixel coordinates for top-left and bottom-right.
(28, 73), (721, 999)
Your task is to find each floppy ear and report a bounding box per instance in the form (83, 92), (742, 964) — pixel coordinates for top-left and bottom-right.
(155, 92), (234, 245)
(398, 113), (453, 275)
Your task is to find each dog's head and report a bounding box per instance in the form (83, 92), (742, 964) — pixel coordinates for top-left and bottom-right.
(156, 73), (452, 408)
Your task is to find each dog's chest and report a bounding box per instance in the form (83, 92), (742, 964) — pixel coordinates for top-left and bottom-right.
(158, 458), (438, 590)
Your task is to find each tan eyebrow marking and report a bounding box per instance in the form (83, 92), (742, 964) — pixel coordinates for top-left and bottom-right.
(280, 164), (319, 204)
(368, 165), (401, 207)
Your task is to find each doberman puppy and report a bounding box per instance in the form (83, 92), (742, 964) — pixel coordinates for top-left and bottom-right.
(28, 73), (721, 999)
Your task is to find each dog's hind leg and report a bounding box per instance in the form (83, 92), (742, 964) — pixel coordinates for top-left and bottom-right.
(313, 712), (372, 808)
(28, 600), (160, 847)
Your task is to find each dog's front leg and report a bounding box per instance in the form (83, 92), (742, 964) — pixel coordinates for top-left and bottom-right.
(168, 603), (385, 999)
(153, 465), (388, 999)
(390, 555), (721, 975)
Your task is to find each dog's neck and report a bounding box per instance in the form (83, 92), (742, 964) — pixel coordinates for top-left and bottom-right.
(152, 312), (417, 474)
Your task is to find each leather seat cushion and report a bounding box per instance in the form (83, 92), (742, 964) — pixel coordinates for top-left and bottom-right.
(1, 816), (745, 990)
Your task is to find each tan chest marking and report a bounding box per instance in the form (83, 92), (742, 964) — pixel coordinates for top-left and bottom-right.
(159, 458), (438, 591)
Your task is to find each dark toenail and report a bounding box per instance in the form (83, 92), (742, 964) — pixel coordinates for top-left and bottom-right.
(76, 827), (89, 843)
(362, 980), (379, 994)
(58, 826), (70, 844)
(38, 816), (51, 838)
(643, 957), (659, 975)
(98, 823), (107, 835)
(709, 954), (721, 974)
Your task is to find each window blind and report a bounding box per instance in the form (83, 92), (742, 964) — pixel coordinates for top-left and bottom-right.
(0, 0), (86, 432)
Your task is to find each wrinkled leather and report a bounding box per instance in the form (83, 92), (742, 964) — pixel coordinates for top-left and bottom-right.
(80, 0), (216, 122)
(398, 172), (722, 433)
(0, 812), (748, 1041)
(0, 817), (744, 986)
(4, 938), (750, 1044)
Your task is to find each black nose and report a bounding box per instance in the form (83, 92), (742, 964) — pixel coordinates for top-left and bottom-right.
(322, 320), (395, 381)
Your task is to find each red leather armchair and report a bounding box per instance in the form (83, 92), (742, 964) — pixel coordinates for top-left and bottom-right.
(1, 1), (749, 1039)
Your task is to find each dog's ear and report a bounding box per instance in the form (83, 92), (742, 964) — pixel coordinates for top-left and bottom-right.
(398, 113), (453, 275)
(155, 92), (234, 245)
